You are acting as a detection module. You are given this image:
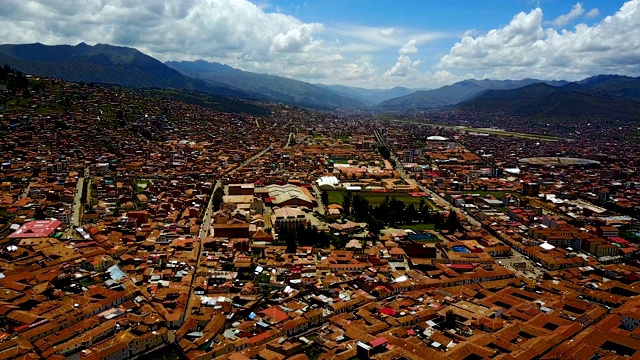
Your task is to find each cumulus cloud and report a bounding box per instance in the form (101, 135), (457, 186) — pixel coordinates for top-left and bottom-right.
(398, 39), (418, 55)
(269, 23), (323, 53)
(438, 0), (640, 81)
(0, 0), (385, 85)
(383, 39), (423, 77)
(0, 0), (457, 88)
(384, 55), (421, 77)
(551, 3), (584, 28)
(0, 0), (323, 60)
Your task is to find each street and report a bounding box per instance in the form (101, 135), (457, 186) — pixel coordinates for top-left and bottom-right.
(372, 129), (548, 274)
(284, 132), (295, 148)
(184, 179), (220, 323)
(373, 129), (482, 228)
(64, 167), (89, 238)
(184, 141), (277, 322)
(226, 144), (273, 176)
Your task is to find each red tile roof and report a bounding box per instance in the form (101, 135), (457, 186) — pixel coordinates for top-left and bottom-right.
(8, 219), (62, 239)
(369, 337), (387, 347)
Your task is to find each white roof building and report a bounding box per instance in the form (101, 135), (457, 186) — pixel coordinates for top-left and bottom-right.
(316, 176), (340, 190)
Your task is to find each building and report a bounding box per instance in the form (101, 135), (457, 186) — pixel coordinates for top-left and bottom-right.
(263, 184), (317, 208)
(228, 184), (255, 196)
(315, 176), (340, 191)
(8, 219), (63, 239)
(523, 182), (540, 197)
(403, 149), (414, 163)
(271, 207), (307, 231)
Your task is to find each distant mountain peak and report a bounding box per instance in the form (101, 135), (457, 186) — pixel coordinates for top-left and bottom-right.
(456, 78), (640, 120)
(0, 42), (254, 98)
(377, 78), (567, 110)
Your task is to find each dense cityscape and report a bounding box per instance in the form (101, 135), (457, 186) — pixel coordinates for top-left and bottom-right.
(0, 69), (638, 360)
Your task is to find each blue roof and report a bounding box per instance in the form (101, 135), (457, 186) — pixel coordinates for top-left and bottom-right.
(408, 233), (433, 241)
(107, 265), (126, 281)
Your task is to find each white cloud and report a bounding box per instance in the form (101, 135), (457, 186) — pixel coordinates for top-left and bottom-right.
(551, 3), (584, 28)
(378, 28), (396, 37)
(462, 29), (479, 38)
(438, 0), (640, 81)
(586, 8), (600, 18)
(0, 0), (633, 90)
(269, 23), (323, 53)
(328, 24), (447, 50)
(384, 55), (421, 77)
(0, 0), (458, 88)
(398, 39), (418, 55)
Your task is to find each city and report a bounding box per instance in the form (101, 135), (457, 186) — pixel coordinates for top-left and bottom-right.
(0, 0), (640, 359)
(0, 73), (638, 360)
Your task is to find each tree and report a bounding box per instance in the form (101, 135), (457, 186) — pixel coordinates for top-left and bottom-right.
(342, 191), (352, 217)
(33, 205), (46, 221)
(367, 216), (385, 237)
(387, 197), (405, 226)
(212, 187), (225, 211)
(373, 199), (390, 224)
(280, 227), (298, 253)
(405, 204), (418, 224)
(444, 210), (463, 232)
(378, 145), (391, 160)
(351, 194), (370, 222)
(320, 190), (329, 208)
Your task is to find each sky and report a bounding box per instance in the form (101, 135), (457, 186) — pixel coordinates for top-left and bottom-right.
(0, 0), (638, 89)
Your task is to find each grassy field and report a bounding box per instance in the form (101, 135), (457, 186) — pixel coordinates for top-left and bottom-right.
(462, 190), (525, 200)
(327, 191), (436, 208)
(376, 116), (569, 141)
(462, 190), (509, 198)
(400, 223), (435, 231)
(330, 159), (351, 164)
(621, 232), (640, 243)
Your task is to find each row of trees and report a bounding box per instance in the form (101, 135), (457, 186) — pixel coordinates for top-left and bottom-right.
(342, 192), (463, 234)
(212, 187), (225, 211)
(280, 223), (334, 253)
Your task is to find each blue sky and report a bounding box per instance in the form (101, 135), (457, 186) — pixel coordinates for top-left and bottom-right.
(257, 0), (626, 85)
(0, 0), (638, 88)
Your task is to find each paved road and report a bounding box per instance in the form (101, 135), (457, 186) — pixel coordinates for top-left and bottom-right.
(19, 183), (31, 199)
(374, 130), (549, 275)
(226, 145), (273, 176)
(284, 132), (295, 148)
(184, 179), (221, 323)
(71, 177), (84, 227)
(311, 184), (326, 215)
(64, 170), (87, 238)
(373, 129), (482, 229)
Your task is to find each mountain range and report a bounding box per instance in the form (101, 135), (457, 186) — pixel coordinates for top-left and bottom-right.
(376, 78), (569, 110)
(315, 84), (418, 106)
(457, 81), (640, 120)
(0, 42), (252, 98)
(165, 60), (367, 109)
(1, 42), (640, 119)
